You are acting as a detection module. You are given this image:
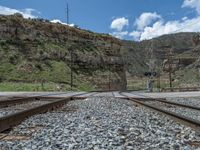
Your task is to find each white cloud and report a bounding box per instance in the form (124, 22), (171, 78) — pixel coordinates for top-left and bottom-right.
(182, 0), (200, 14)
(0, 5), (38, 18)
(50, 19), (75, 27)
(109, 0), (200, 41)
(129, 31), (141, 41)
(135, 12), (161, 30)
(111, 31), (128, 39)
(136, 17), (200, 41)
(182, 16), (188, 21)
(110, 17), (129, 31)
(129, 0), (200, 41)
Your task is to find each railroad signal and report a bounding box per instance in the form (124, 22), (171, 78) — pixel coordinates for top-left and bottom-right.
(166, 47), (173, 90)
(69, 39), (74, 91)
(144, 72), (157, 92)
(144, 72), (157, 77)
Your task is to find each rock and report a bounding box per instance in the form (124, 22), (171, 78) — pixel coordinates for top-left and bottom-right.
(1, 97), (199, 149)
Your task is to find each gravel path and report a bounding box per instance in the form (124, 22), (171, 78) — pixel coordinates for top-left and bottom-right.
(0, 101), (50, 117)
(0, 97), (200, 150)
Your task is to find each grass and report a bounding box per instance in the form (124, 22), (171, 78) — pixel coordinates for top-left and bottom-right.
(0, 60), (95, 91)
(0, 39), (126, 92)
(1, 73), (199, 92)
(126, 73), (200, 92)
(127, 78), (146, 90)
(0, 81), (94, 92)
(0, 82), (56, 91)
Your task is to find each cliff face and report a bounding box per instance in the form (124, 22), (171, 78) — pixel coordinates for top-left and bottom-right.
(0, 15), (127, 91)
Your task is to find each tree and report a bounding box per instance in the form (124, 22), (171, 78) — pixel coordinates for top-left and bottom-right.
(193, 34), (200, 46)
(13, 13), (23, 18)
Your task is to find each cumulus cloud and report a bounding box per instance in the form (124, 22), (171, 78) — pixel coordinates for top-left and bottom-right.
(0, 5), (38, 18)
(131, 16), (200, 41)
(135, 12), (161, 30)
(109, 0), (200, 41)
(129, 31), (141, 41)
(111, 31), (128, 39)
(110, 17), (129, 31)
(182, 0), (200, 14)
(129, 0), (200, 41)
(110, 17), (129, 39)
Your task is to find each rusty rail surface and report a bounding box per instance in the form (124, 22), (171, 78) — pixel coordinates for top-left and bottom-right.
(0, 92), (88, 108)
(0, 97), (40, 108)
(118, 91), (200, 110)
(120, 96), (200, 110)
(0, 92), (90, 133)
(119, 92), (200, 131)
(153, 99), (200, 110)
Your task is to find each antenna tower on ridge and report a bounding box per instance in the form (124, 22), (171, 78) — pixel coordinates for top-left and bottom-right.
(66, 2), (69, 24)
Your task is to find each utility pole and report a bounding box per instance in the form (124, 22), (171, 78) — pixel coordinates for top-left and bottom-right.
(157, 74), (161, 91)
(166, 47), (173, 91)
(66, 2), (73, 91)
(147, 42), (155, 92)
(70, 48), (73, 91)
(66, 3), (69, 24)
(109, 57), (111, 91)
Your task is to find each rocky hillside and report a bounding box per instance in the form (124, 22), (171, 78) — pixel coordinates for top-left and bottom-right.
(0, 14), (127, 91)
(123, 32), (200, 74)
(122, 32), (200, 88)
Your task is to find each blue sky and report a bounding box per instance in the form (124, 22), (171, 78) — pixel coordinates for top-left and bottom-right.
(0, 0), (200, 41)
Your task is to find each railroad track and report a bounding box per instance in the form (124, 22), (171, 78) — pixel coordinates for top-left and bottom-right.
(0, 100), (53, 117)
(119, 91), (200, 131)
(119, 91), (200, 110)
(0, 92), (95, 133)
(0, 92), (86, 108)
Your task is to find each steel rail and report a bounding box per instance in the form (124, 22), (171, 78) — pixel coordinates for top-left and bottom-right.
(0, 97), (41, 108)
(154, 99), (200, 111)
(119, 92), (200, 131)
(33, 92), (98, 100)
(132, 98), (200, 131)
(120, 91), (200, 110)
(0, 92), (88, 108)
(0, 92), (90, 133)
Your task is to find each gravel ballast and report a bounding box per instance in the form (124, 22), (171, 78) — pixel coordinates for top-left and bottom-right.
(0, 97), (200, 150)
